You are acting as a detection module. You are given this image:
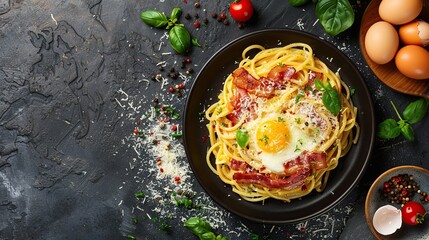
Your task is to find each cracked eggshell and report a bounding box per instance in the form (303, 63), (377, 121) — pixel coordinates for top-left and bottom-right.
(399, 20), (429, 46)
(373, 205), (402, 235)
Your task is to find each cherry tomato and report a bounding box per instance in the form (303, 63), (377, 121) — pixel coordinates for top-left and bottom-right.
(401, 201), (426, 225)
(229, 0), (254, 22)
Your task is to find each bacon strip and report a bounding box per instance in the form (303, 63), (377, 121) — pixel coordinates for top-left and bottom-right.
(233, 171), (309, 190)
(230, 152), (327, 190)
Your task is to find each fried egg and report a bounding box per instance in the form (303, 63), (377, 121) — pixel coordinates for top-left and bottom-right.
(244, 113), (324, 174)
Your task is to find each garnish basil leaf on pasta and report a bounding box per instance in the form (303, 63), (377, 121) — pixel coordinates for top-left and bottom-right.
(236, 128), (249, 148)
(315, 79), (341, 116)
(322, 89), (341, 116)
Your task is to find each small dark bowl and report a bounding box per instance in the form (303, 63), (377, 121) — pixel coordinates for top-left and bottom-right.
(366, 165), (429, 239)
(183, 29), (375, 223)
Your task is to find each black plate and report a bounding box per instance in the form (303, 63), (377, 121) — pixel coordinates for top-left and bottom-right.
(183, 29), (375, 224)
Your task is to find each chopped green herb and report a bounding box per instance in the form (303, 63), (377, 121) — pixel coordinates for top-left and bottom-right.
(221, 122), (227, 127)
(159, 221), (171, 232)
(127, 235), (136, 240)
(132, 218), (138, 224)
(259, 135), (269, 145)
(171, 133), (183, 137)
(277, 117), (285, 122)
(295, 93), (304, 103)
(296, 118), (301, 124)
(277, 62), (284, 66)
(134, 192), (145, 198)
(350, 87), (356, 95)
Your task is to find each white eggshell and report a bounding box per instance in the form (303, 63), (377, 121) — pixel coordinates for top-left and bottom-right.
(373, 205), (402, 235)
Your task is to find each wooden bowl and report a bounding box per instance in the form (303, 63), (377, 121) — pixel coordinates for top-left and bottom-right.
(359, 0), (429, 99)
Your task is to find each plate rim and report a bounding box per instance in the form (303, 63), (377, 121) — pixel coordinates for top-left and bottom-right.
(183, 28), (375, 223)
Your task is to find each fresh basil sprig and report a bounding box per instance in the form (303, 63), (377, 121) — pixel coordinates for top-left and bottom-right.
(314, 78), (341, 116)
(184, 217), (228, 240)
(140, 7), (198, 54)
(289, 0), (355, 36)
(377, 98), (428, 142)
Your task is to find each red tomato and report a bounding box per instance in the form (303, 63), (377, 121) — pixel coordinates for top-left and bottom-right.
(229, 0), (254, 22)
(401, 201), (426, 225)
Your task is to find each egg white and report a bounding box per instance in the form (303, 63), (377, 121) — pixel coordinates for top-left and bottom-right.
(243, 113), (323, 174)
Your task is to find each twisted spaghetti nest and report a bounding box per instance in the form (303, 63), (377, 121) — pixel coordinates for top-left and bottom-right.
(205, 43), (359, 202)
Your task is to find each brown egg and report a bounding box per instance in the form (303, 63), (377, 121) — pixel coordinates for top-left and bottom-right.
(379, 0), (423, 25)
(395, 45), (429, 80)
(365, 21), (399, 64)
(399, 20), (429, 46)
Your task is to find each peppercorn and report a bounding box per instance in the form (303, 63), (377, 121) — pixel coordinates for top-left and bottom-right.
(194, 2), (200, 8)
(186, 67), (193, 75)
(203, 18), (208, 25)
(159, 66), (164, 71)
(211, 13), (217, 18)
(223, 19), (229, 25)
(238, 23), (244, 29)
(184, 13), (191, 20)
(194, 13), (199, 19)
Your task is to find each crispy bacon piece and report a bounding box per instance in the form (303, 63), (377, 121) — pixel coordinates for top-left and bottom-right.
(232, 67), (296, 98)
(233, 171), (309, 190)
(230, 152), (327, 190)
(267, 65), (296, 82)
(284, 152), (327, 176)
(232, 68), (260, 90)
(230, 159), (254, 172)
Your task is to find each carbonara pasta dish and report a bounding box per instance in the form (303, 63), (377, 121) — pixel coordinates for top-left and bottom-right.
(205, 43), (359, 202)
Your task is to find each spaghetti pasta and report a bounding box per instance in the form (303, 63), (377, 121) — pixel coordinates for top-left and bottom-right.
(205, 43), (359, 202)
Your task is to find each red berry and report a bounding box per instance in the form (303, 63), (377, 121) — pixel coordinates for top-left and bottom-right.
(134, 129), (139, 134)
(169, 87), (175, 93)
(178, 83), (185, 89)
(220, 12), (226, 19)
(186, 58), (191, 63)
(171, 125), (177, 131)
(174, 176), (181, 182)
(193, 21), (200, 28)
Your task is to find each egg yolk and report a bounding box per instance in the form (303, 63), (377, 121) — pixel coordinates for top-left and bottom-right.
(256, 119), (290, 153)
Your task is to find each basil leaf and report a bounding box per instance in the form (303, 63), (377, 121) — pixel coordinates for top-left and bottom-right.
(200, 232), (216, 240)
(401, 123), (415, 142)
(403, 98), (428, 124)
(236, 128), (249, 148)
(314, 78), (324, 91)
(288, 0), (310, 7)
(170, 7), (182, 22)
(169, 25), (191, 54)
(377, 119), (401, 139)
(315, 0), (355, 36)
(140, 10), (168, 28)
(216, 235), (228, 240)
(322, 89), (341, 116)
